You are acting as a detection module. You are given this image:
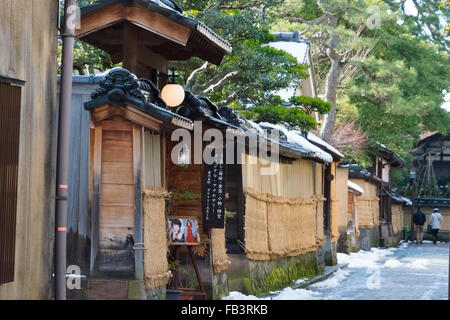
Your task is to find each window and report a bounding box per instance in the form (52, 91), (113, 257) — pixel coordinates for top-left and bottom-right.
(0, 79), (22, 285)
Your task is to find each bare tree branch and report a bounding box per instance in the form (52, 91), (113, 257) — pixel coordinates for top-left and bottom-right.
(185, 62), (208, 90)
(201, 71), (239, 94)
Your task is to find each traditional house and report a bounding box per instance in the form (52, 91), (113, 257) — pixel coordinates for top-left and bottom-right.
(267, 31), (346, 265)
(65, 0), (232, 300)
(407, 132), (450, 240)
(346, 157), (409, 251)
(412, 132), (450, 196)
(347, 164), (383, 250)
(192, 110), (345, 296)
(345, 179), (364, 253)
(0, 0), (58, 299)
(369, 143), (406, 247)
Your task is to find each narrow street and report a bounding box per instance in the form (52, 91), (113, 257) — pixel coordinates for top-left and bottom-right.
(223, 242), (450, 300)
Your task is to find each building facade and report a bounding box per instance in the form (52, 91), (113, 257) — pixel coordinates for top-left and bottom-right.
(0, 0), (58, 299)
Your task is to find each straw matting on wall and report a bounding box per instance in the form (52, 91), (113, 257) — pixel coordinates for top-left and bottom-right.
(315, 195), (326, 246)
(391, 204), (405, 234)
(355, 196), (380, 229)
(142, 187), (172, 290)
(242, 154), (314, 198)
(244, 191), (270, 260)
(210, 228), (231, 274)
(244, 188), (323, 261)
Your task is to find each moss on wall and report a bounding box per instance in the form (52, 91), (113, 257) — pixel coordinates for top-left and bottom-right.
(246, 252), (323, 296)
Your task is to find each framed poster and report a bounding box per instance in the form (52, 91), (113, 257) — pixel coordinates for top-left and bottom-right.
(168, 217), (200, 245)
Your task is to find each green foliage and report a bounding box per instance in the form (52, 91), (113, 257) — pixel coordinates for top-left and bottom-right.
(344, 7), (450, 179)
(246, 262), (323, 296)
(170, 188), (200, 201)
(290, 96), (332, 114)
(225, 210), (237, 219)
(244, 104), (317, 131)
(172, 1), (308, 107)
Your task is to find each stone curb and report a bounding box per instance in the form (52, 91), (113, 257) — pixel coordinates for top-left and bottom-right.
(261, 262), (349, 298)
(297, 263), (349, 289)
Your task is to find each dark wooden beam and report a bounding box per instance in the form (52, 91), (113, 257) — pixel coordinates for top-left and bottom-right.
(123, 22), (139, 75)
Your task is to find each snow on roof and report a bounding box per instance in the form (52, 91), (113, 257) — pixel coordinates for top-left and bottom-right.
(400, 197), (412, 206)
(257, 122), (333, 163)
(348, 181), (364, 194)
(305, 132), (344, 159)
(245, 119), (265, 134)
(266, 41), (310, 64)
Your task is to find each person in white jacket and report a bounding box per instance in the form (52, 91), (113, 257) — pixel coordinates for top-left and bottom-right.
(429, 208), (443, 244)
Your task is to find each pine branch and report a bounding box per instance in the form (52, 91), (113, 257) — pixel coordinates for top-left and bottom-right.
(185, 62), (208, 90)
(201, 71), (239, 94)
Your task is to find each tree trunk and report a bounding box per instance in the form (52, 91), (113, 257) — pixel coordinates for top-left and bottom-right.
(320, 53), (343, 142)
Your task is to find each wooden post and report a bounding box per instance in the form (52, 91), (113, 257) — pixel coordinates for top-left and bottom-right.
(90, 124), (102, 274)
(123, 22), (139, 75)
(170, 246), (180, 289)
(187, 246), (207, 299)
(133, 125), (144, 280)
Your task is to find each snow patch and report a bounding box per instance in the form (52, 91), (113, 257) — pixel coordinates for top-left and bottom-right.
(404, 259), (431, 270)
(337, 253), (350, 265)
(347, 181), (364, 194)
(222, 291), (269, 300)
(310, 269), (350, 289)
(294, 278), (308, 285)
(306, 132), (344, 158)
(257, 122), (333, 162)
(342, 247), (396, 268)
(222, 288), (320, 301)
(272, 287), (322, 300)
(384, 259), (403, 268)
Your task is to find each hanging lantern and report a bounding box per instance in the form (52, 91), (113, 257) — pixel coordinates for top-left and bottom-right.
(177, 143), (190, 168)
(161, 67), (185, 107)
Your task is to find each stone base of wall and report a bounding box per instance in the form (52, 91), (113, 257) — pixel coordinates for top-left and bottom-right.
(225, 251), (323, 297)
(358, 227), (380, 251)
(211, 271), (229, 300)
(337, 231), (360, 254)
(381, 231), (404, 248)
(323, 233), (338, 266)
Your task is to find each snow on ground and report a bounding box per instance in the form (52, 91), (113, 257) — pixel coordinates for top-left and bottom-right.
(310, 269), (350, 289)
(402, 258), (431, 270)
(271, 287), (322, 300)
(337, 247), (396, 269)
(384, 259), (403, 268)
(222, 291), (268, 300)
(222, 242), (449, 300)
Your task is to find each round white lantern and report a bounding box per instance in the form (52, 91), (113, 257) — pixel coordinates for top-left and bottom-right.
(161, 83), (185, 107)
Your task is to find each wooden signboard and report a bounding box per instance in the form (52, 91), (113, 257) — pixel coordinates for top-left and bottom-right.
(202, 149), (226, 229)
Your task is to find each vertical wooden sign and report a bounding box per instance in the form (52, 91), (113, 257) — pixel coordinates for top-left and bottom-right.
(202, 149), (226, 229)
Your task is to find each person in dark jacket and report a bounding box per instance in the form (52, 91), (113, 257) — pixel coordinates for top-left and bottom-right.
(413, 207), (427, 244)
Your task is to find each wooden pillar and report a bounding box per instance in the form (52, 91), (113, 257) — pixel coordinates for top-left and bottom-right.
(90, 124), (102, 275)
(123, 22), (139, 75)
(133, 125), (144, 280)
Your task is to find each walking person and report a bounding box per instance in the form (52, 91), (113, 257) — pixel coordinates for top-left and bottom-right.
(429, 208), (443, 244)
(413, 206), (426, 244)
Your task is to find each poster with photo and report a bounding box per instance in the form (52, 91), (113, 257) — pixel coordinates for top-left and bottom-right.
(168, 217), (200, 245)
